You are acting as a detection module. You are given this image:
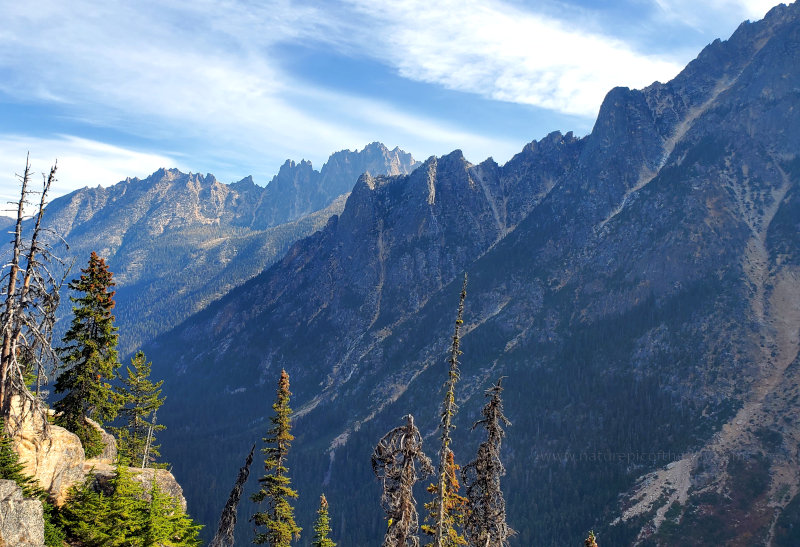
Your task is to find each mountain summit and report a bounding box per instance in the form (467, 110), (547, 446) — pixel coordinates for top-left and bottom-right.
(144, 3), (800, 545)
(39, 143), (418, 354)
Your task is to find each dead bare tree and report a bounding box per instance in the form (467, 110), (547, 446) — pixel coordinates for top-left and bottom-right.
(0, 155), (69, 430)
(373, 414), (434, 547)
(210, 443), (256, 547)
(462, 379), (513, 547)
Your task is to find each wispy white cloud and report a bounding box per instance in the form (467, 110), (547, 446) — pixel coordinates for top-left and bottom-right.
(0, 0), (785, 197)
(653, 0), (781, 31)
(0, 0), (517, 187)
(0, 135), (180, 211)
(337, 0), (686, 117)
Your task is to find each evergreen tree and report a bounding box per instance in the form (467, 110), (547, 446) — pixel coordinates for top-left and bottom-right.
(113, 351), (166, 468)
(105, 463), (148, 545)
(372, 414), (434, 547)
(311, 494), (336, 547)
(60, 463), (201, 546)
(462, 379), (513, 547)
(59, 473), (114, 546)
(142, 480), (202, 546)
(425, 275), (468, 547)
(251, 369), (301, 546)
(422, 451), (467, 547)
(54, 252), (122, 457)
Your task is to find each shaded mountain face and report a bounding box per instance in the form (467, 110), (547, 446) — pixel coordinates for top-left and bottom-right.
(146, 4), (800, 546)
(40, 142), (418, 355)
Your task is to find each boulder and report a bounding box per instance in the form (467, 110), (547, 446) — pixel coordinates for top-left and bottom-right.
(6, 396), (84, 506)
(0, 479), (44, 546)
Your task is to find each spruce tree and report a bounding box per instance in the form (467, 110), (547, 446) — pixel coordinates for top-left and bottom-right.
(105, 463), (148, 545)
(54, 252), (122, 457)
(425, 275), (468, 547)
(113, 350), (166, 468)
(311, 494), (336, 547)
(142, 480), (202, 546)
(60, 463), (201, 546)
(251, 369), (301, 546)
(462, 379), (513, 547)
(372, 414), (434, 547)
(59, 474), (112, 546)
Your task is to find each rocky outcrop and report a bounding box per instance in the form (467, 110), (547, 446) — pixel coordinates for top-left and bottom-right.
(6, 396), (180, 514)
(6, 398), (84, 507)
(0, 480), (44, 546)
(84, 463), (187, 511)
(85, 417), (117, 465)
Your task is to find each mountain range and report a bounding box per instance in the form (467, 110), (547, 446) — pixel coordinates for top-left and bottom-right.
(36, 142), (418, 355)
(127, 3), (800, 545)
(19, 2), (800, 545)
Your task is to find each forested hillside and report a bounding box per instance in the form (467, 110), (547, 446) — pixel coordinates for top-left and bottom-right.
(140, 4), (800, 545)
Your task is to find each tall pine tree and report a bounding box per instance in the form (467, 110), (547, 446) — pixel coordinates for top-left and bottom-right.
(425, 275), (468, 547)
(462, 379), (513, 547)
(251, 369), (301, 546)
(311, 494), (336, 547)
(112, 350), (166, 468)
(54, 252), (122, 457)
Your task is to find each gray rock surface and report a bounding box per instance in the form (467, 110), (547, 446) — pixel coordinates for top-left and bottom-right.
(0, 480), (44, 547)
(85, 417), (117, 464)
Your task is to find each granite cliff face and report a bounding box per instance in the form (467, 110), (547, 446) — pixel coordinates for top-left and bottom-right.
(144, 4), (800, 545)
(37, 143), (417, 354)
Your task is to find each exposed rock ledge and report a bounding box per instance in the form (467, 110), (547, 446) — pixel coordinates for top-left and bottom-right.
(5, 396), (186, 509)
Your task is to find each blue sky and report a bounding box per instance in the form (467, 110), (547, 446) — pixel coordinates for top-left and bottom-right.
(0, 0), (784, 204)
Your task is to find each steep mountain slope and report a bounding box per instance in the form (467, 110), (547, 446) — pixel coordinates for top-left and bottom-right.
(40, 143), (418, 354)
(146, 3), (800, 545)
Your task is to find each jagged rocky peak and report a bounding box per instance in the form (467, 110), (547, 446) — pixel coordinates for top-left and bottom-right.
(269, 158), (316, 185)
(142, 4), (800, 545)
(229, 174), (257, 189)
(322, 141), (419, 178)
(255, 142), (420, 227)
